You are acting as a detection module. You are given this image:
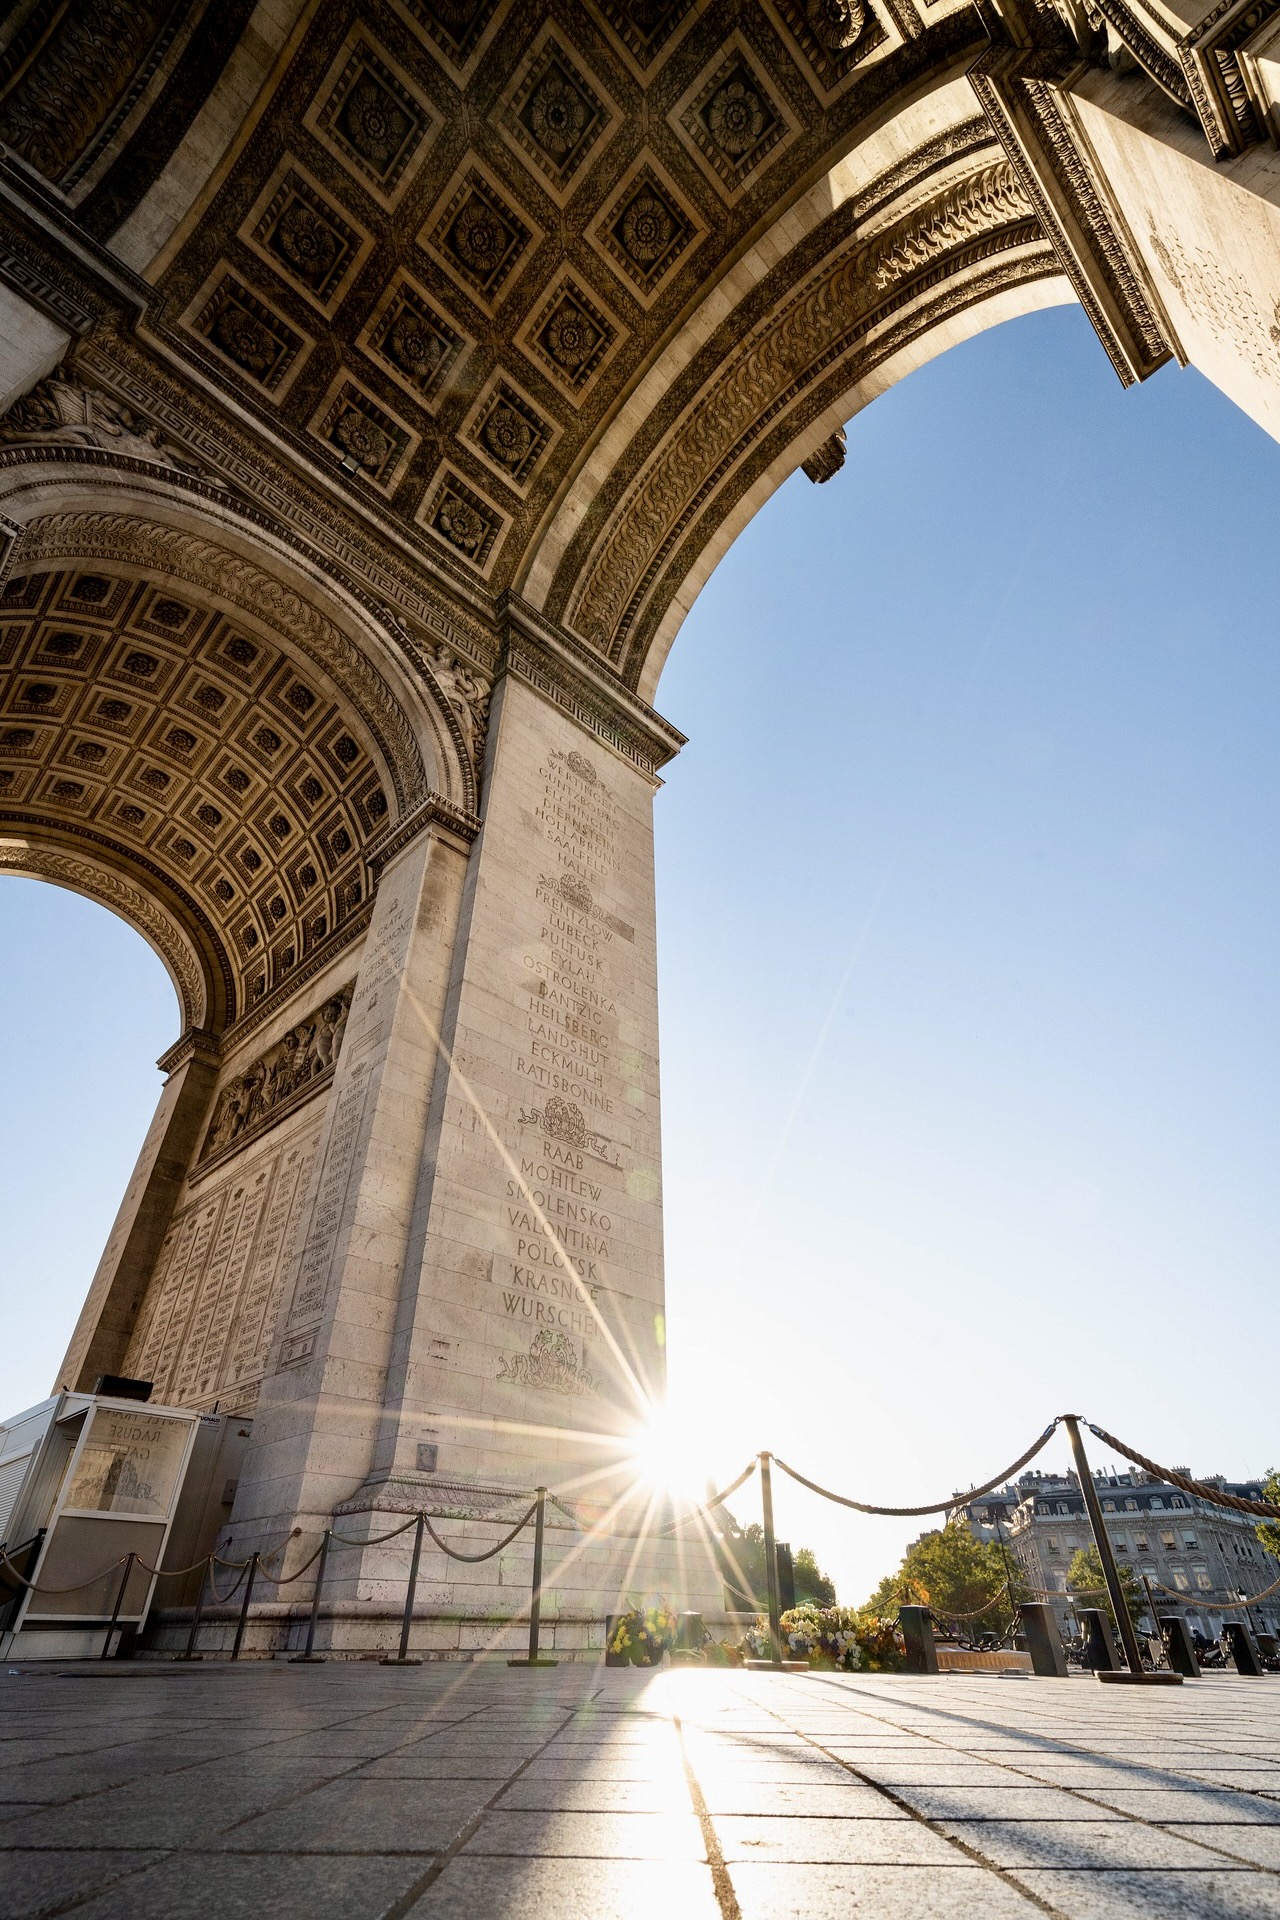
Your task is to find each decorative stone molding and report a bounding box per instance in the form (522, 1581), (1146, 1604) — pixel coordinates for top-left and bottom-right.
(198, 982), (354, 1171)
(156, 1025), (221, 1074)
(365, 792), (479, 875)
(973, 46), (1173, 381)
(801, 426), (847, 482)
(499, 596), (686, 775)
(565, 158), (1041, 663)
(0, 834), (208, 1027)
(69, 326), (500, 675)
(0, 366), (213, 476)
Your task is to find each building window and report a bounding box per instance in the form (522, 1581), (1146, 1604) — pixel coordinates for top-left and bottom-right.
(1173, 1570), (1190, 1591)
(1103, 1500), (1116, 1513)
(1113, 1536), (1128, 1552)
(1135, 1533), (1149, 1551)
(1161, 1532), (1177, 1551)
(1171, 1497), (1186, 1508)
(1182, 1532), (1198, 1550)
(1058, 1504), (1069, 1515)
(1125, 1498), (1138, 1511)
(1150, 1497), (1164, 1510)
(1195, 1569), (1213, 1591)
(1046, 1536), (1060, 1554)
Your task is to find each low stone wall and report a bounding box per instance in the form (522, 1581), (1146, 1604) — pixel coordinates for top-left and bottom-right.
(140, 1605), (755, 1662)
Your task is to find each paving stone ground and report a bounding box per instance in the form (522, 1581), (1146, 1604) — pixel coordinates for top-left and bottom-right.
(2, 1662), (1279, 1919)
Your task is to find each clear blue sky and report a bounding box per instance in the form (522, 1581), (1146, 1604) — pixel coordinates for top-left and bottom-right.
(3, 302), (1278, 1602)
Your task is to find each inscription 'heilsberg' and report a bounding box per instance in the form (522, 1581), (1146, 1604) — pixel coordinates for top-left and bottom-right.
(496, 744), (634, 1395)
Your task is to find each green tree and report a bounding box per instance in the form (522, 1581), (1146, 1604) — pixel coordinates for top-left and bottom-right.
(793, 1546), (836, 1606)
(856, 1524), (1024, 1634)
(1255, 1471), (1280, 1562)
(1067, 1546), (1143, 1627)
(717, 1521), (837, 1606)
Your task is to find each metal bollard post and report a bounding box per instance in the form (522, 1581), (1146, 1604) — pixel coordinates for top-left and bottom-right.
(1160, 1615), (1201, 1677)
(181, 1556), (212, 1661)
(509, 1487), (557, 1667)
(231, 1552), (259, 1661)
(1019, 1602), (1069, 1677)
(1080, 1607), (1121, 1671)
(102, 1554), (136, 1661)
(1225, 1621), (1264, 1676)
(899, 1605), (939, 1674)
(759, 1453), (782, 1666)
(381, 1515), (425, 1666)
(1063, 1416), (1181, 1686)
(290, 1531), (330, 1664)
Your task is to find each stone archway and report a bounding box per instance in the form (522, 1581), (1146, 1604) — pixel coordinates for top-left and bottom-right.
(4, 0), (1280, 1647)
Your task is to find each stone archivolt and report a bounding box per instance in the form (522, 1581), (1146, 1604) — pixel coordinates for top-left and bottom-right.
(564, 156), (1040, 668)
(0, 834), (208, 1029)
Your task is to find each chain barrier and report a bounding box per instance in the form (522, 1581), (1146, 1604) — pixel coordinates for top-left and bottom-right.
(773, 1421), (1061, 1517)
(660, 1459), (760, 1536)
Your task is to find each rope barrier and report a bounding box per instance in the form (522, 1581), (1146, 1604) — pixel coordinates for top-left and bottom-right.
(773, 1421), (1061, 1517)
(1085, 1423), (1280, 1519)
(3, 1416), (1275, 1644)
(328, 1515), (422, 1549)
(0, 1547), (131, 1596)
(660, 1459), (760, 1536)
(423, 1505), (536, 1563)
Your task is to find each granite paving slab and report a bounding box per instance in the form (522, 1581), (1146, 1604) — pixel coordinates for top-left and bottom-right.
(2, 1663), (1280, 1917)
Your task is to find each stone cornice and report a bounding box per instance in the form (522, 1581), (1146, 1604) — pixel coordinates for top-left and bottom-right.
(156, 1026), (222, 1074)
(498, 593), (686, 776)
(366, 792), (481, 874)
(0, 160), (150, 334)
(972, 44), (1173, 384)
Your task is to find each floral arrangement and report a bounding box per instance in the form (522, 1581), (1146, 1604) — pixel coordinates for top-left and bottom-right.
(607, 1602), (677, 1666)
(735, 1608), (905, 1673)
(781, 1604), (862, 1671)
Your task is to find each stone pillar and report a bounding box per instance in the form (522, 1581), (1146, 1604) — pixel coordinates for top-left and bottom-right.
(353, 666), (669, 1510)
(57, 1029), (220, 1392)
(227, 810), (472, 1554)
(314, 652), (721, 1634)
(1061, 67), (1280, 440)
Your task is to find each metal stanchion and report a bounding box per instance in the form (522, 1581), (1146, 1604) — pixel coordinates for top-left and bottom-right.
(381, 1514), (425, 1666)
(231, 1552), (259, 1661)
(1063, 1416), (1180, 1686)
(509, 1486), (557, 1667)
(181, 1556), (212, 1661)
(760, 1452), (782, 1666)
(101, 1554), (136, 1660)
(290, 1531), (330, 1664)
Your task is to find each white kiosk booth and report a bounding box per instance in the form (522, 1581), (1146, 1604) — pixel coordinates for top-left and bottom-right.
(0, 1388), (204, 1660)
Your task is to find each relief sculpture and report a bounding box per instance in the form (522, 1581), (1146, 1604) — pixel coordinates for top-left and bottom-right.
(199, 983), (354, 1165)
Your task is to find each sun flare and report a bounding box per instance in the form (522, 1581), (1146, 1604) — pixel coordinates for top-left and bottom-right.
(625, 1405), (720, 1503)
